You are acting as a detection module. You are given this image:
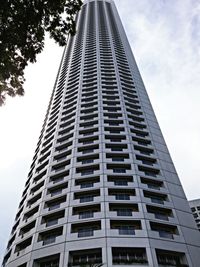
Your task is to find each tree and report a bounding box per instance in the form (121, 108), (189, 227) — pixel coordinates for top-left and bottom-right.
(0, 0), (83, 105)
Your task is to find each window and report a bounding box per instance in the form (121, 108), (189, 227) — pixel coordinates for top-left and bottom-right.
(113, 169), (126, 173)
(118, 226), (135, 235)
(68, 248), (102, 266)
(34, 254), (60, 267)
(49, 204), (60, 211)
(41, 259), (59, 266)
(81, 170), (94, 176)
(150, 222), (178, 240)
(148, 183), (160, 190)
(79, 211), (94, 219)
(78, 228), (94, 237)
(81, 182), (93, 188)
(80, 196), (94, 203)
(156, 249), (188, 267)
(82, 149), (94, 154)
(116, 194), (130, 200)
(159, 230), (174, 239)
(51, 189), (62, 197)
(82, 159), (94, 164)
(43, 236), (56, 245)
(46, 219), (58, 227)
(38, 227), (63, 246)
(116, 209), (132, 216)
(112, 157), (125, 162)
(151, 197), (164, 205)
(154, 213), (169, 221)
(114, 180), (128, 186)
(112, 247), (148, 265)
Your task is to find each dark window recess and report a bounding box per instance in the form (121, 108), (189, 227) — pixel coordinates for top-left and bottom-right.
(55, 141), (73, 153)
(106, 144), (127, 152)
(75, 177), (100, 188)
(41, 210), (65, 227)
(109, 203), (138, 216)
(108, 175), (133, 185)
(76, 165), (99, 176)
(112, 247), (148, 265)
(156, 249), (188, 267)
(71, 221), (101, 238)
(11, 220), (20, 234)
(30, 181), (44, 195)
(146, 205), (173, 221)
(2, 251), (11, 265)
(38, 227), (63, 245)
(143, 190), (167, 205)
(23, 206), (39, 221)
(111, 220), (141, 235)
(33, 254), (60, 267)
(7, 234), (16, 250)
(17, 263), (27, 267)
(51, 160), (71, 173)
(36, 160), (49, 173)
(107, 163), (131, 173)
(138, 165), (160, 177)
(109, 189), (135, 200)
(136, 154), (156, 166)
(53, 150), (72, 162)
(134, 145), (154, 156)
(74, 190), (100, 203)
(140, 177), (163, 190)
(19, 220), (36, 237)
(27, 192), (42, 207)
(47, 182), (68, 197)
(150, 222), (178, 239)
(33, 170), (47, 184)
(68, 248), (102, 267)
(14, 237), (32, 254)
(73, 204), (101, 219)
(45, 196), (67, 211)
(49, 171), (69, 184)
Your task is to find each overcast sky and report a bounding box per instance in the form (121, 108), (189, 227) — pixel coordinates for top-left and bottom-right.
(0, 0), (200, 262)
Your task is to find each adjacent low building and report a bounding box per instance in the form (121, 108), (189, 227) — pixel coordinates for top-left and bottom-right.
(189, 199), (200, 231)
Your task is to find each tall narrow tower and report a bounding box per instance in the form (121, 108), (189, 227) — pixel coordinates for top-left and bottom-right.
(2, 0), (200, 266)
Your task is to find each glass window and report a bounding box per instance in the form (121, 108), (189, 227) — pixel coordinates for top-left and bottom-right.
(80, 196), (94, 203)
(118, 226), (135, 235)
(114, 180), (128, 186)
(79, 211), (94, 219)
(116, 209), (132, 216)
(78, 228), (94, 237)
(43, 236), (56, 245)
(116, 194), (130, 200)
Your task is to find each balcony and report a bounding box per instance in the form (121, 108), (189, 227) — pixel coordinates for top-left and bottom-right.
(156, 249), (189, 267)
(150, 222), (179, 241)
(112, 247), (148, 266)
(71, 221), (101, 239)
(37, 227), (63, 247)
(68, 248), (102, 267)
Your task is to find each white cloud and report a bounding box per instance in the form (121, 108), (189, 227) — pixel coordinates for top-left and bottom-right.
(115, 0), (200, 199)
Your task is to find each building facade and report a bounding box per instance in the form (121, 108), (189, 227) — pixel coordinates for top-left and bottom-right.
(2, 0), (200, 266)
(189, 199), (200, 232)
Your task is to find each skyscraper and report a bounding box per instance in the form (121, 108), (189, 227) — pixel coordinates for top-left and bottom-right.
(2, 0), (200, 266)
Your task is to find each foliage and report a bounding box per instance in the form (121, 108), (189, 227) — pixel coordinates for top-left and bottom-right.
(0, 0), (83, 105)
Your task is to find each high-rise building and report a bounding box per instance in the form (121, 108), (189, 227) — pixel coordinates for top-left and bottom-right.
(189, 199), (200, 232)
(2, 0), (200, 266)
